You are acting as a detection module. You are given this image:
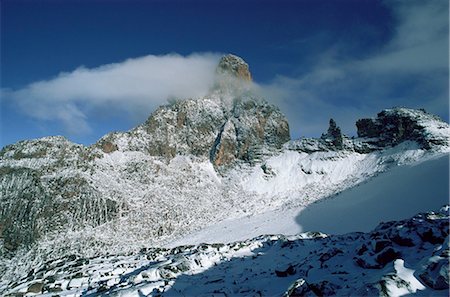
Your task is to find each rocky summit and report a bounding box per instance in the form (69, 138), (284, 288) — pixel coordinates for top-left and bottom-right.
(96, 54), (290, 167)
(1, 55), (450, 297)
(216, 54), (252, 82)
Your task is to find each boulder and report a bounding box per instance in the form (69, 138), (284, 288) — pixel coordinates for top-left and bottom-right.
(285, 279), (316, 297)
(418, 238), (449, 290)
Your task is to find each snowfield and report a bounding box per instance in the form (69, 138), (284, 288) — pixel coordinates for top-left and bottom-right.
(168, 149), (449, 246)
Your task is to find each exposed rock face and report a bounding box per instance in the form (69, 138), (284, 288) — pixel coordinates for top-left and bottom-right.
(99, 139), (118, 153)
(418, 237), (449, 290)
(211, 99), (290, 166)
(0, 137), (118, 254)
(214, 54), (253, 95)
(210, 120), (237, 166)
(216, 54), (252, 81)
(289, 118), (358, 153)
(356, 118), (379, 138)
(142, 98), (226, 158)
(356, 108), (450, 149)
(139, 95), (290, 166)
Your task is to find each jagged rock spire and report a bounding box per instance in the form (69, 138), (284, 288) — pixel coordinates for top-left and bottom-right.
(321, 118), (344, 149)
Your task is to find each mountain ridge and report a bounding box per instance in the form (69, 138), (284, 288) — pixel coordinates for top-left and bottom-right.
(1, 54), (449, 296)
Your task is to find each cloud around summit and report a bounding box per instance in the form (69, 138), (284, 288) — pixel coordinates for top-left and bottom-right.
(2, 53), (220, 134)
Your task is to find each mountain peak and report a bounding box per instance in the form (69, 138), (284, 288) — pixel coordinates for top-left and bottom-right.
(216, 54), (252, 81)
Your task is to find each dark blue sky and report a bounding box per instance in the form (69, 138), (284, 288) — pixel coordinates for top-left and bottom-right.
(1, 0), (448, 147)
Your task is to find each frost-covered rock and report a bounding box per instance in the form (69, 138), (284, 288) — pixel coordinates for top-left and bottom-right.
(321, 118), (344, 149)
(210, 98), (290, 166)
(418, 237), (449, 290)
(287, 118), (354, 153)
(356, 107), (450, 149)
(0, 137), (118, 255)
(216, 54), (252, 82)
(95, 96), (289, 167)
(1, 207), (448, 296)
(288, 108), (450, 154)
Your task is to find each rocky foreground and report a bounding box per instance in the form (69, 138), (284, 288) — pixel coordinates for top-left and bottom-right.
(2, 207), (449, 296)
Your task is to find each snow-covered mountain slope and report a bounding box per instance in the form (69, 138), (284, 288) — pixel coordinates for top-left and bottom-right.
(1, 55), (449, 295)
(295, 153), (449, 234)
(1, 123), (447, 270)
(168, 151), (448, 247)
(1, 207), (448, 296)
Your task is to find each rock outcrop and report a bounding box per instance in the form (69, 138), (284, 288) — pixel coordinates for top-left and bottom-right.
(356, 108), (450, 149)
(0, 137), (118, 254)
(321, 118), (344, 149)
(210, 99), (290, 166)
(287, 118), (357, 153)
(216, 54), (252, 82)
(288, 107), (450, 154)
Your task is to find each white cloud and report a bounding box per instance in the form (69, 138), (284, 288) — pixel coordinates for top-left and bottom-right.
(356, 0), (448, 74)
(4, 53), (220, 134)
(260, 0), (449, 138)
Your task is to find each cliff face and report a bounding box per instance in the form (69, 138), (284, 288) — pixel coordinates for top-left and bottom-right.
(0, 137), (119, 255)
(210, 98), (290, 166)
